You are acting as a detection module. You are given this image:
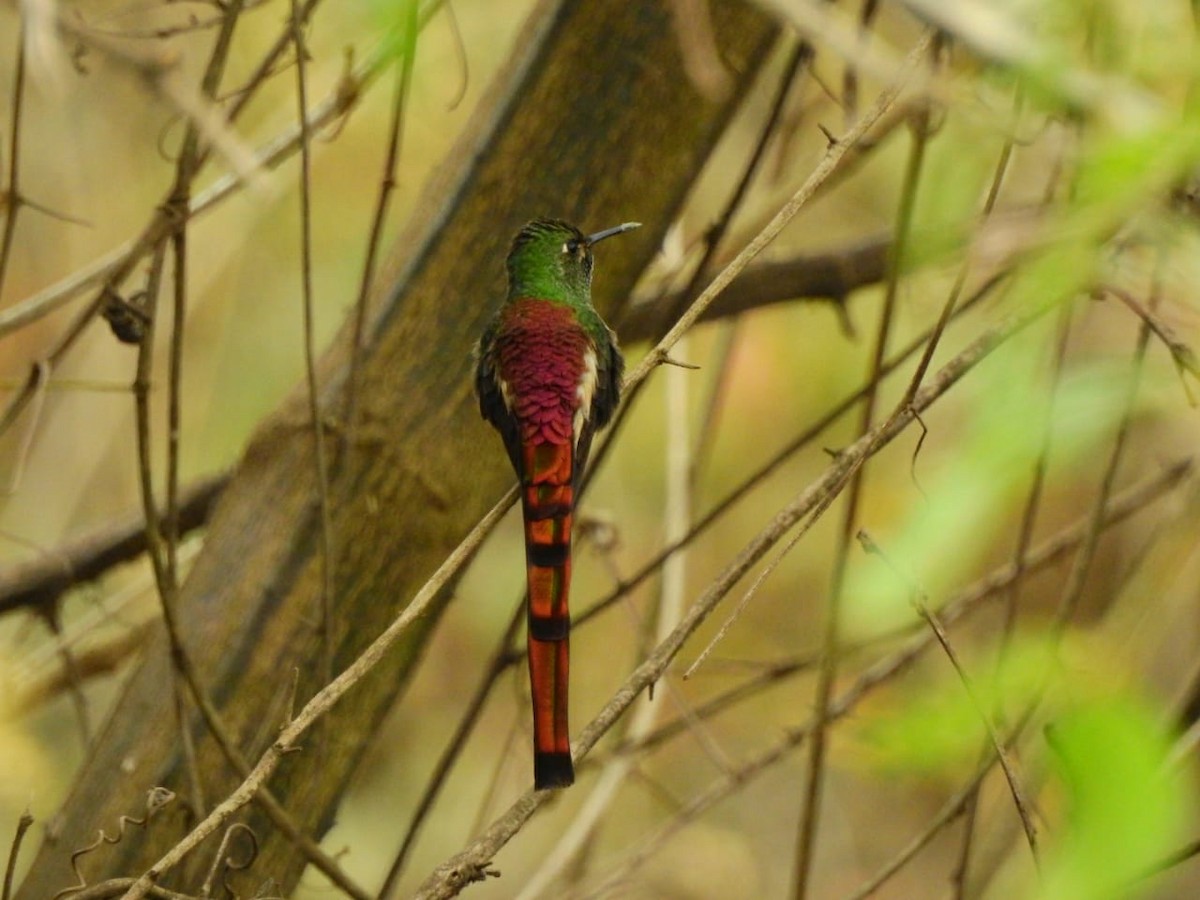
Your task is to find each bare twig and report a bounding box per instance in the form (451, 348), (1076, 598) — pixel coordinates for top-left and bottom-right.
(1104, 283), (1200, 400)
(857, 530), (1040, 862)
(0, 33), (27, 299)
(64, 881), (194, 900)
(667, 0), (731, 101)
(344, 0), (421, 425)
(844, 712), (1037, 900)
(289, 0), (336, 699)
(0, 473), (224, 617)
(585, 271), (1007, 646)
(11, 620), (154, 715)
(1051, 277), (1159, 634)
(116, 487), (517, 899)
(0, 28), (382, 344)
(379, 597), (525, 897)
(620, 32), (934, 396)
(602, 459), (1188, 770)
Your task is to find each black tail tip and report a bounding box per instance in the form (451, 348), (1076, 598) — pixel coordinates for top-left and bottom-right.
(534, 752), (575, 790)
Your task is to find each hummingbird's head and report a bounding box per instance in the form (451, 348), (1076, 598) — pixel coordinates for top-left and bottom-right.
(505, 218), (640, 305)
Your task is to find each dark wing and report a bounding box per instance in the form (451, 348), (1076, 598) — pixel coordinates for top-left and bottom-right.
(591, 325), (624, 431)
(574, 327), (624, 489)
(474, 325), (524, 478)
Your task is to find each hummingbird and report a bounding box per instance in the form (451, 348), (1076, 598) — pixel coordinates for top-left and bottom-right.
(474, 218), (640, 789)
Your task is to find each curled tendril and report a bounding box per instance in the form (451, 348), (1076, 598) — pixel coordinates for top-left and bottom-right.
(52, 788), (176, 900)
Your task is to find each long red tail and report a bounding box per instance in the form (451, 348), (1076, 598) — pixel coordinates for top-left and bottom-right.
(521, 441), (575, 789)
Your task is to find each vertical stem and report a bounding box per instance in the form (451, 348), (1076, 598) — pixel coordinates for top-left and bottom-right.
(344, 0), (421, 427)
(0, 35), (27, 299)
(290, 0), (337, 694)
(791, 103), (931, 899)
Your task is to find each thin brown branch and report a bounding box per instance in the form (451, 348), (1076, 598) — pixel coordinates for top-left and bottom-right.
(345, 0), (421, 426)
(621, 31), (934, 396)
(583, 37), (817, 496)
(289, 0), (336, 697)
(600, 457), (1189, 769)
(0, 34), (27, 299)
(116, 487), (517, 900)
(655, 38), (812, 335)
(667, 0), (731, 101)
(844, 711), (1037, 900)
(92, 7), (371, 894)
(0, 473), (224, 617)
(953, 302), (1072, 896)
(857, 530), (1040, 862)
(582, 24), (928, 518)
(51, 9), (260, 182)
(621, 233), (887, 340)
(1052, 280), (1158, 633)
(0, 3), (377, 345)
(132, 0), (248, 824)
(1137, 836), (1200, 882)
(1103, 283), (1200, 397)
(897, 98), (1023, 417)
(380, 595), (524, 897)
(84, 0), (274, 41)
(578, 271), (1007, 642)
(11, 620), (154, 715)
(0, 0), (371, 464)
(64, 880), (195, 900)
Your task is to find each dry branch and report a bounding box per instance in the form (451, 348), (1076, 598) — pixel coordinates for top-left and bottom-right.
(0, 475), (224, 618)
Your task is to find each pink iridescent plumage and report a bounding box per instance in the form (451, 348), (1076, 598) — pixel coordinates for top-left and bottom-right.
(497, 299), (591, 445)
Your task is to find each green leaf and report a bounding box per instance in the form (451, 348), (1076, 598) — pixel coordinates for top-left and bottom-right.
(1040, 697), (1190, 899)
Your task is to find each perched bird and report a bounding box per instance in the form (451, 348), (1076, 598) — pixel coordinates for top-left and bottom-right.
(475, 218), (639, 789)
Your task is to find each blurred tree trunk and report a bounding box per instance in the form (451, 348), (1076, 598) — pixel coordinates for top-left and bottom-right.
(16, 1), (776, 896)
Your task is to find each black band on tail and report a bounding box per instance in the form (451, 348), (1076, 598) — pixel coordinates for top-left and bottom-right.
(529, 613), (570, 641)
(525, 502), (572, 521)
(534, 751), (575, 789)
(527, 542), (570, 568)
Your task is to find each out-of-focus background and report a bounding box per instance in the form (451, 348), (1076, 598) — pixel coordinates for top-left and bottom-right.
(1, 1), (1200, 898)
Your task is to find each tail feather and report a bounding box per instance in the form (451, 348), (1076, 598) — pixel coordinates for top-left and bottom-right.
(522, 441), (576, 789)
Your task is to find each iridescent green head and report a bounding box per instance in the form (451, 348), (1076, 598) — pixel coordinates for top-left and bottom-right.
(505, 218), (640, 306)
